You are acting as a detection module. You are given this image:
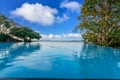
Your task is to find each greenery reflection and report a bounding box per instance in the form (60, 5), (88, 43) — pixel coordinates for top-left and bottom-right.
(74, 43), (120, 78)
(0, 42), (41, 71)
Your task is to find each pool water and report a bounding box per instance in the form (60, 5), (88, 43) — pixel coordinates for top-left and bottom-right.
(0, 42), (120, 79)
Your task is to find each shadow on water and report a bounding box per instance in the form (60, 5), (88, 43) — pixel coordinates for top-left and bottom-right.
(0, 42), (41, 71)
(74, 43), (120, 78)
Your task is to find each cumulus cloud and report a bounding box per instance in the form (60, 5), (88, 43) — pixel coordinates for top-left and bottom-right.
(63, 33), (82, 38)
(41, 33), (82, 40)
(56, 14), (69, 23)
(60, 0), (82, 13)
(11, 2), (68, 26)
(41, 34), (62, 40)
(35, 30), (41, 33)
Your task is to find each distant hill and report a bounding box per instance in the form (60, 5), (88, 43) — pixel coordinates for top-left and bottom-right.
(0, 14), (19, 28)
(0, 13), (41, 42)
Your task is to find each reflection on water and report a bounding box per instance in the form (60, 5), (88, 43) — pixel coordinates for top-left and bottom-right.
(74, 43), (120, 78)
(0, 42), (41, 71)
(0, 42), (120, 79)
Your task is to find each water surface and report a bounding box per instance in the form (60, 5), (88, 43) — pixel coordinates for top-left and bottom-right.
(0, 42), (120, 79)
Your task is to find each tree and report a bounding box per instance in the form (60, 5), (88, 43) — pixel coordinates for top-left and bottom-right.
(0, 33), (12, 42)
(0, 13), (41, 42)
(76, 0), (120, 46)
(4, 21), (11, 28)
(0, 14), (18, 28)
(0, 15), (6, 25)
(10, 27), (41, 41)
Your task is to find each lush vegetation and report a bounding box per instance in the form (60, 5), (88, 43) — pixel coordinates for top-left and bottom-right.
(0, 14), (41, 42)
(0, 33), (13, 42)
(10, 27), (41, 41)
(0, 14), (18, 28)
(75, 0), (120, 48)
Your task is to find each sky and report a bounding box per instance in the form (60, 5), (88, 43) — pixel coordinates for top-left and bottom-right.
(0, 0), (84, 40)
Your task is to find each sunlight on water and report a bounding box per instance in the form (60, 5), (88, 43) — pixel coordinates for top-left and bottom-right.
(0, 42), (120, 79)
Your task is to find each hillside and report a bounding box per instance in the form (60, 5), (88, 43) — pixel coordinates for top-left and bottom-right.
(0, 14), (41, 42)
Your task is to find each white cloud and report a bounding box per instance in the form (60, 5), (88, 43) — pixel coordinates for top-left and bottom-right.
(60, 0), (82, 13)
(56, 14), (69, 23)
(41, 33), (82, 40)
(63, 33), (82, 38)
(11, 2), (68, 26)
(35, 30), (41, 33)
(54, 35), (62, 39)
(41, 34), (62, 40)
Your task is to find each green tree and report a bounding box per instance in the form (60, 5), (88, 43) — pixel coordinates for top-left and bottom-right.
(0, 33), (12, 42)
(4, 21), (11, 28)
(0, 15), (6, 25)
(76, 0), (120, 47)
(10, 27), (41, 41)
(0, 14), (18, 28)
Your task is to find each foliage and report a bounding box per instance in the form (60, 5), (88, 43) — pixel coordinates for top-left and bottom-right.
(4, 21), (11, 28)
(0, 15), (6, 25)
(0, 13), (42, 42)
(76, 0), (120, 47)
(0, 14), (18, 28)
(0, 33), (12, 42)
(10, 27), (41, 41)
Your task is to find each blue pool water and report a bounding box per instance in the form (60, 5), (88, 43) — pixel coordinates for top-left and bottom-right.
(0, 42), (120, 79)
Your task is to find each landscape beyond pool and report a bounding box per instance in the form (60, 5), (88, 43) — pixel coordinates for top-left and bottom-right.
(0, 42), (120, 79)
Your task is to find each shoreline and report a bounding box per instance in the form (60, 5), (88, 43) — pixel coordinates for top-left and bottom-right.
(39, 40), (84, 42)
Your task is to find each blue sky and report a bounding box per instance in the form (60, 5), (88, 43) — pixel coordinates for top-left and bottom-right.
(0, 0), (84, 40)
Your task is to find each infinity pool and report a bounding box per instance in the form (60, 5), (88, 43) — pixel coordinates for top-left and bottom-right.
(0, 42), (120, 79)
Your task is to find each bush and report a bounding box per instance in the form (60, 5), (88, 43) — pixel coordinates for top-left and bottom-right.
(0, 33), (12, 42)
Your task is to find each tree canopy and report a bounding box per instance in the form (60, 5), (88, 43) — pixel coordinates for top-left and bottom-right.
(10, 27), (41, 41)
(0, 14), (41, 42)
(76, 0), (120, 47)
(0, 14), (17, 28)
(0, 33), (13, 42)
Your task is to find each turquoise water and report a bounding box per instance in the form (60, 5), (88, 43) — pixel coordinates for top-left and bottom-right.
(0, 42), (120, 79)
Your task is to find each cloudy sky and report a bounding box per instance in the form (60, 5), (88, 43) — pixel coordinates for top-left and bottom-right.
(0, 0), (84, 40)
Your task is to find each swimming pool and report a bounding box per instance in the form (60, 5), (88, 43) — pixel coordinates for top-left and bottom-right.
(0, 42), (120, 79)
